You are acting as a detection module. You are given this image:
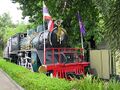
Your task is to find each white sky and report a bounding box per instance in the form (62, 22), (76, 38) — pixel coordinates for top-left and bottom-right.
(0, 0), (29, 24)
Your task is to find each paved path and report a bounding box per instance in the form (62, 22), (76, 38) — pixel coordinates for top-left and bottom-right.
(0, 69), (23, 90)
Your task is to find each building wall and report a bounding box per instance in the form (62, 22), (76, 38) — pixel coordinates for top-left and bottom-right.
(90, 50), (111, 79)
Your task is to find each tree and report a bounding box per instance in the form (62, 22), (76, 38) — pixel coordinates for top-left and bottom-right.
(3, 23), (28, 43)
(106, 0), (120, 51)
(0, 13), (12, 38)
(0, 13), (28, 46)
(12, 0), (104, 48)
(0, 13), (13, 48)
(92, 0), (120, 51)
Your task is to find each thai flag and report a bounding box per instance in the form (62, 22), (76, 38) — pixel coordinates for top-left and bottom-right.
(43, 1), (52, 20)
(43, 1), (54, 32)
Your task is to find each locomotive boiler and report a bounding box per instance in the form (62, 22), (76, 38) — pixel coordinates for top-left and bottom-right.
(3, 20), (90, 79)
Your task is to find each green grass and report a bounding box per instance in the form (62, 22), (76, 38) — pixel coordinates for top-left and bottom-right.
(0, 58), (72, 90)
(0, 58), (120, 90)
(0, 47), (2, 57)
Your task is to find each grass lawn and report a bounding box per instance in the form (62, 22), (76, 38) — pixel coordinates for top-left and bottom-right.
(0, 57), (120, 90)
(0, 47), (2, 57)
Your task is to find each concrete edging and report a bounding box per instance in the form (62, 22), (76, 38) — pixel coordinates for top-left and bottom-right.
(0, 69), (24, 90)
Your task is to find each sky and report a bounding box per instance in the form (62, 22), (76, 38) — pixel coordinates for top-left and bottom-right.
(0, 0), (29, 24)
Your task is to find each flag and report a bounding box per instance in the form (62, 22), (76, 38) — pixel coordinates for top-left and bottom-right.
(43, 1), (52, 20)
(48, 20), (54, 32)
(77, 12), (85, 35)
(43, 1), (54, 32)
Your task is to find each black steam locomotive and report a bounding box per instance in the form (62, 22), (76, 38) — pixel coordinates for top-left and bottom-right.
(3, 20), (68, 70)
(3, 20), (89, 78)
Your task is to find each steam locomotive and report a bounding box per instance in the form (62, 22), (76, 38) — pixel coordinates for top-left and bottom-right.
(3, 20), (89, 79)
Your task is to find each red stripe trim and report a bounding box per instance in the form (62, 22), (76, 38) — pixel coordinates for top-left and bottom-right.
(44, 16), (52, 20)
(49, 21), (54, 32)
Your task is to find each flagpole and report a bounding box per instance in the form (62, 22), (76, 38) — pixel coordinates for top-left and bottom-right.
(81, 30), (84, 59)
(77, 11), (84, 60)
(43, 1), (46, 65)
(43, 19), (46, 65)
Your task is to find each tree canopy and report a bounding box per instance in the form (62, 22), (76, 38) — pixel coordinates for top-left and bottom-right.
(0, 13), (13, 47)
(11, 0), (120, 50)
(0, 13), (28, 49)
(0, 13), (13, 39)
